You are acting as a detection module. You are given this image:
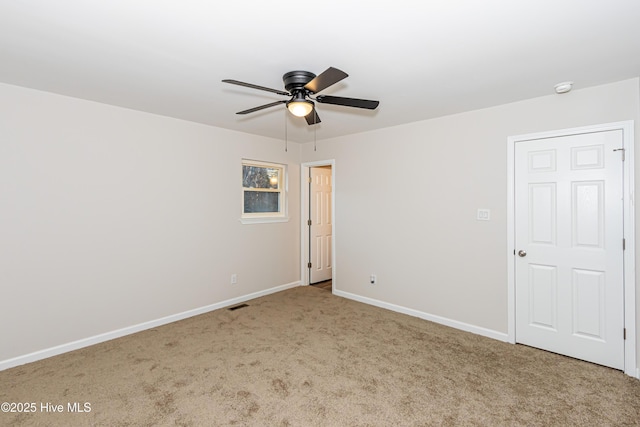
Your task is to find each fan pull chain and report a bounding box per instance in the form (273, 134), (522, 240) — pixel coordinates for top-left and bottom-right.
(284, 109), (288, 152)
(314, 111), (317, 151)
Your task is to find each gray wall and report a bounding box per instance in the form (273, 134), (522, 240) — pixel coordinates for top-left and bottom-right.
(302, 78), (640, 370)
(0, 83), (301, 363)
(2, 77), (639, 374)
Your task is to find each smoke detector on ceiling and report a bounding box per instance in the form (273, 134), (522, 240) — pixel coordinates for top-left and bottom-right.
(554, 81), (573, 94)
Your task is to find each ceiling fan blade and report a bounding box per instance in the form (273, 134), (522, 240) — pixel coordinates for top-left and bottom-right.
(304, 109), (321, 125)
(316, 95), (379, 110)
(236, 100), (287, 115)
(304, 67), (348, 93)
(222, 79), (290, 96)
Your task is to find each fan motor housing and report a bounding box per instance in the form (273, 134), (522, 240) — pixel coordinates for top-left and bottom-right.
(283, 71), (316, 93)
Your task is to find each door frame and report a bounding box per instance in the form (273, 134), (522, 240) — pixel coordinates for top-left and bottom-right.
(301, 159), (336, 288)
(507, 121), (636, 377)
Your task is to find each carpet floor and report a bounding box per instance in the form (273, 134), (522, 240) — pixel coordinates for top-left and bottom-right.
(1, 286), (639, 426)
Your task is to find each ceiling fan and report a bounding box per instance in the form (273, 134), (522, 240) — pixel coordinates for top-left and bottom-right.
(222, 67), (379, 125)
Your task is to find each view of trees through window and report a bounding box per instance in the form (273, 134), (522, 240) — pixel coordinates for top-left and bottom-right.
(242, 165), (278, 189)
(242, 163), (282, 214)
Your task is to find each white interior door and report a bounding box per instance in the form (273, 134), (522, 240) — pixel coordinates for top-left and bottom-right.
(515, 130), (625, 369)
(309, 167), (332, 284)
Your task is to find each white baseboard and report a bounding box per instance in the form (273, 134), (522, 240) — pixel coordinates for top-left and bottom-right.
(333, 289), (509, 343)
(0, 281), (301, 372)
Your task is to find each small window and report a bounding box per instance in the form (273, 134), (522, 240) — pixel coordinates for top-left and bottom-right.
(241, 160), (288, 223)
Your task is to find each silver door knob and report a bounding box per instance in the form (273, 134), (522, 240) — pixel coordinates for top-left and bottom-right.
(518, 250), (527, 257)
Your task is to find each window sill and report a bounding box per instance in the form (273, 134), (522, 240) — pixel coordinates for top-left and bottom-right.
(239, 216), (290, 225)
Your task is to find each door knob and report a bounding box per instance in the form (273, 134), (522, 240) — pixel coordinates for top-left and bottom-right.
(518, 250), (527, 257)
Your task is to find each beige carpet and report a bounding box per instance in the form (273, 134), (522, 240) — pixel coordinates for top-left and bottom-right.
(1, 286), (639, 426)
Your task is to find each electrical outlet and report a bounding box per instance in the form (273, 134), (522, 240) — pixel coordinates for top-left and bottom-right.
(370, 274), (377, 285)
(231, 274), (237, 285)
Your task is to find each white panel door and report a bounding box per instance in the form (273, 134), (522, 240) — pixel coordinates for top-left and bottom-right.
(309, 167), (332, 284)
(515, 130), (624, 369)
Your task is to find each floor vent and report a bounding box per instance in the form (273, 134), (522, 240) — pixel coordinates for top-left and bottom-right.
(228, 303), (249, 311)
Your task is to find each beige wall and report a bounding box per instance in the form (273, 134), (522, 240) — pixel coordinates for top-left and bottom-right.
(302, 78), (640, 370)
(0, 83), (301, 363)
(2, 77), (639, 373)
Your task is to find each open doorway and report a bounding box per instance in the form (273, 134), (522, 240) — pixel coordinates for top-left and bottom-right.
(301, 160), (335, 291)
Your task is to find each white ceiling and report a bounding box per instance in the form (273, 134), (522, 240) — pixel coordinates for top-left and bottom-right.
(1, 1), (639, 143)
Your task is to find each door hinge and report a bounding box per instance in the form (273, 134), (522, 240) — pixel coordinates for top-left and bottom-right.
(614, 148), (625, 161)
(623, 238), (626, 250)
(307, 262), (312, 269)
(307, 176), (312, 183)
(308, 219), (312, 226)
(624, 328), (626, 340)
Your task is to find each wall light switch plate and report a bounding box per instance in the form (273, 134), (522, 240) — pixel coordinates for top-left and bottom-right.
(477, 209), (491, 221)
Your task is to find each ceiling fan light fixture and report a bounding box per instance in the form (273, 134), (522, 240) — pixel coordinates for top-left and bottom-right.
(223, 67), (379, 126)
(287, 98), (314, 117)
